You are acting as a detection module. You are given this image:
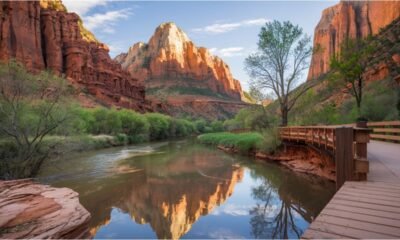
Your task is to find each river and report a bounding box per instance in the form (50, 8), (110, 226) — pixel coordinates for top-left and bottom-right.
(37, 139), (335, 239)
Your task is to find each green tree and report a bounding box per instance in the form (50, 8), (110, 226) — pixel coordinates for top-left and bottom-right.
(245, 20), (313, 126)
(0, 61), (73, 179)
(330, 37), (375, 117)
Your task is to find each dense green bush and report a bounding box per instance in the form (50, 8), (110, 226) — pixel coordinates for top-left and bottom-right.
(67, 107), (219, 142)
(194, 119), (207, 133)
(210, 120), (224, 132)
(222, 107), (277, 131)
(117, 109), (149, 139)
(144, 113), (171, 140)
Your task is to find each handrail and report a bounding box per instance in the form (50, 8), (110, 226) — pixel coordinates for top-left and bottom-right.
(367, 121), (400, 142)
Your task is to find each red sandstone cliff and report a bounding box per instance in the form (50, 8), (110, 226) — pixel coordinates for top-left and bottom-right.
(0, 1), (146, 111)
(115, 22), (244, 101)
(308, 1), (400, 81)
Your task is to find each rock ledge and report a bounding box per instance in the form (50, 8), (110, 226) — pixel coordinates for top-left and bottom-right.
(0, 179), (90, 239)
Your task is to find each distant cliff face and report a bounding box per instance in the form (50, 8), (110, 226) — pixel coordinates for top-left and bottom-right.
(0, 1), (146, 111)
(115, 23), (244, 101)
(307, 1), (400, 80)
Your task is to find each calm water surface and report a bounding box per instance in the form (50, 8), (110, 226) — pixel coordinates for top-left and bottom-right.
(37, 140), (335, 239)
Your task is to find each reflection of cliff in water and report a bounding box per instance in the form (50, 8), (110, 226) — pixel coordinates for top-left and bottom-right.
(80, 144), (243, 239)
(247, 162), (335, 239)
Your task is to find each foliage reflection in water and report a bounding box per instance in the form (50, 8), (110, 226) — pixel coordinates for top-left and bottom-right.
(38, 140), (335, 239)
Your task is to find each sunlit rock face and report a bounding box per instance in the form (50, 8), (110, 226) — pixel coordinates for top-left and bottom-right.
(0, 0), (146, 111)
(308, 1), (400, 80)
(115, 22), (247, 119)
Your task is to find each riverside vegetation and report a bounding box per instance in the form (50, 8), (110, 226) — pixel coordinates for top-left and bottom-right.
(0, 62), (225, 179)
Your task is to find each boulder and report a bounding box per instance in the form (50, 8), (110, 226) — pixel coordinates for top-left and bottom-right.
(0, 179), (91, 239)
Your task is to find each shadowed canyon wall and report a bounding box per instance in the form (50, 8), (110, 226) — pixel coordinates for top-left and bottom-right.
(0, 1), (146, 111)
(308, 1), (400, 81)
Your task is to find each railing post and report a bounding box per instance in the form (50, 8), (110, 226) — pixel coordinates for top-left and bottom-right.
(335, 127), (354, 190)
(354, 121), (371, 181)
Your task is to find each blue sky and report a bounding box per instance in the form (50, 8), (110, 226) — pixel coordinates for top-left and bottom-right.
(63, 0), (338, 90)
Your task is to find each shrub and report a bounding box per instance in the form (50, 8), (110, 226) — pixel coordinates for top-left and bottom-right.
(145, 113), (171, 140)
(115, 133), (128, 145)
(194, 119), (207, 133)
(70, 107), (96, 134)
(210, 120), (224, 132)
(223, 119), (242, 131)
(117, 109), (149, 141)
(258, 127), (281, 153)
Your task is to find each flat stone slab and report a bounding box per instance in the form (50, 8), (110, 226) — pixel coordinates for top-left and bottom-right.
(0, 179), (91, 239)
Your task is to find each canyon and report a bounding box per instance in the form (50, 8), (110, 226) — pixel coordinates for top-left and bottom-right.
(308, 0), (400, 81)
(115, 22), (248, 119)
(0, 0), (147, 111)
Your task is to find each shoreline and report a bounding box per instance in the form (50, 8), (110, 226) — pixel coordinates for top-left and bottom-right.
(216, 144), (336, 182)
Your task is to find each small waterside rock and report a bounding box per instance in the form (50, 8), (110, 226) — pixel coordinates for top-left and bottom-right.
(0, 179), (91, 239)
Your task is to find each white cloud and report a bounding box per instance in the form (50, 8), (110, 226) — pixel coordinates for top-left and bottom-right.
(63, 0), (132, 35)
(63, 0), (107, 16)
(209, 47), (244, 57)
(84, 9), (132, 33)
(193, 18), (269, 34)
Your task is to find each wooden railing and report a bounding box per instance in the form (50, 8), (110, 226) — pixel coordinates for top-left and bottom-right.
(279, 126), (370, 189)
(367, 121), (400, 142)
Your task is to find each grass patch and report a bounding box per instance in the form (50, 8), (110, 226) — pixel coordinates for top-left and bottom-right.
(197, 132), (264, 153)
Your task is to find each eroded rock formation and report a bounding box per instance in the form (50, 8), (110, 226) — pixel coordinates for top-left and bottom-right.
(0, 1), (146, 111)
(0, 179), (91, 239)
(308, 1), (400, 80)
(115, 22), (247, 119)
(115, 22), (244, 100)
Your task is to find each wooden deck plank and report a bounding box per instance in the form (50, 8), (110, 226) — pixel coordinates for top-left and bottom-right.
(321, 208), (400, 228)
(308, 221), (397, 239)
(343, 185), (400, 198)
(302, 229), (351, 239)
(326, 203), (400, 220)
(334, 194), (400, 208)
(330, 198), (400, 214)
(315, 214), (400, 237)
(338, 188), (400, 202)
(346, 180), (400, 189)
(302, 182), (400, 239)
(344, 184), (400, 194)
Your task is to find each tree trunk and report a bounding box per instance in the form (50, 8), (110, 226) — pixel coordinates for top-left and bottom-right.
(281, 106), (288, 126)
(356, 76), (363, 117)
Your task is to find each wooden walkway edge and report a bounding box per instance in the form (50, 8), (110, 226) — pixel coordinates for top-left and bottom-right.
(302, 181), (400, 239)
(302, 140), (400, 239)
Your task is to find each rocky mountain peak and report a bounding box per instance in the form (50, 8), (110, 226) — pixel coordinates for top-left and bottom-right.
(115, 22), (246, 118)
(116, 22), (244, 100)
(147, 22), (191, 60)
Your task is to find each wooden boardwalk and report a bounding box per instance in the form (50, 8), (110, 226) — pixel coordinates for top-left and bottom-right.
(302, 140), (400, 239)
